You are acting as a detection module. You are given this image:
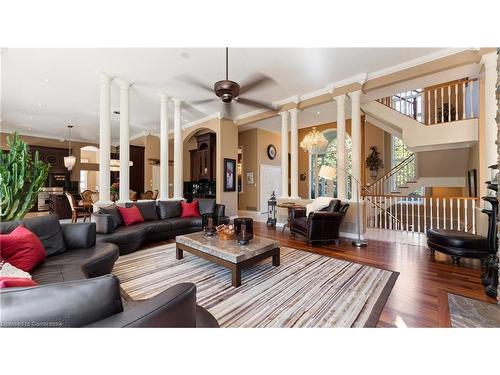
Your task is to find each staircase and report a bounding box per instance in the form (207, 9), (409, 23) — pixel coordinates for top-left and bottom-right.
(367, 154), (418, 195)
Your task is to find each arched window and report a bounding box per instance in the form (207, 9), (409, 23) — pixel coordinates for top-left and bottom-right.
(310, 129), (352, 199)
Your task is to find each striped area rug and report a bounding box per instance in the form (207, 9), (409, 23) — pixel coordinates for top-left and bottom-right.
(113, 243), (398, 327)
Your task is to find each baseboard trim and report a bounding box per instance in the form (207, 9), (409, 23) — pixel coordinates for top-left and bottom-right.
(339, 231), (367, 240)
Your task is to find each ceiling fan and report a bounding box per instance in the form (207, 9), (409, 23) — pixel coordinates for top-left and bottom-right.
(175, 48), (277, 118)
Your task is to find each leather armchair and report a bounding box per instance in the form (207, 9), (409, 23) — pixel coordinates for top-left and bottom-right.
(0, 275), (219, 328)
(290, 199), (349, 245)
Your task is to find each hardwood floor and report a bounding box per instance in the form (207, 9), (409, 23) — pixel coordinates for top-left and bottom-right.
(252, 222), (496, 328)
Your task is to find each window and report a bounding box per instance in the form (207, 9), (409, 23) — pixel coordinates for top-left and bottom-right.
(310, 130), (352, 199)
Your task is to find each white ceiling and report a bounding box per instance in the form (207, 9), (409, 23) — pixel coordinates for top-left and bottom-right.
(1, 47), (449, 143)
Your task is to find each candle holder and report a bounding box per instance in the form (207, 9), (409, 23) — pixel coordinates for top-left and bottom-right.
(202, 213), (216, 236)
(234, 218), (253, 245)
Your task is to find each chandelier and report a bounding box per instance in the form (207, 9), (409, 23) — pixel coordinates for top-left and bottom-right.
(110, 159), (133, 172)
(64, 125), (76, 171)
(300, 127), (327, 154)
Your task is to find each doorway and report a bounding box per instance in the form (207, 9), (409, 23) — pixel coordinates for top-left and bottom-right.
(260, 164), (282, 213)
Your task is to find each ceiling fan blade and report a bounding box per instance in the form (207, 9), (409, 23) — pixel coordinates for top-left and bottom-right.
(239, 72), (276, 95)
(190, 98), (217, 105)
(223, 102), (234, 119)
(236, 97), (276, 111)
(173, 74), (213, 93)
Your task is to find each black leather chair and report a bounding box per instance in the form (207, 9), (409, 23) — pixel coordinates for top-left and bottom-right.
(0, 275), (219, 328)
(290, 199), (349, 245)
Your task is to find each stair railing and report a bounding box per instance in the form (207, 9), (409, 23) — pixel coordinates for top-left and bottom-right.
(366, 153), (415, 195)
(376, 78), (478, 126)
(363, 194), (479, 234)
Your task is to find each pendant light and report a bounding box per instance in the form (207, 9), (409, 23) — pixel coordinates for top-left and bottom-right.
(64, 125), (76, 171)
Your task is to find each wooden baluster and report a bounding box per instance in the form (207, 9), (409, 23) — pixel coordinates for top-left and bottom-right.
(423, 197), (427, 233)
(434, 88), (438, 124)
(472, 199), (476, 234)
(450, 198), (453, 230)
(469, 80), (474, 118)
(400, 196), (404, 231)
(429, 197), (433, 229)
(411, 198), (415, 233)
(455, 83), (459, 121)
(457, 199), (460, 231)
(462, 82), (466, 120)
(384, 196), (388, 230)
(389, 196), (393, 230)
(448, 86), (451, 122)
(405, 198), (409, 232)
(443, 198), (446, 229)
(464, 199), (468, 232)
(440, 87), (444, 123)
(417, 198), (421, 233)
(427, 90), (431, 125)
(375, 196), (379, 229)
(436, 198), (440, 229)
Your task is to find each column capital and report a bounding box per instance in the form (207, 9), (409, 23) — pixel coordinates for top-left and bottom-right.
(288, 108), (300, 116)
(279, 111), (290, 119)
(172, 97), (182, 107)
(116, 78), (131, 90)
(334, 94), (346, 104)
(481, 51), (498, 70)
(99, 72), (112, 85)
(349, 90), (362, 102)
(160, 92), (169, 102)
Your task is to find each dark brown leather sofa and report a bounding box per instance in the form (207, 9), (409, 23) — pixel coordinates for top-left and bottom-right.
(94, 199), (230, 255)
(290, 199), (349, 245)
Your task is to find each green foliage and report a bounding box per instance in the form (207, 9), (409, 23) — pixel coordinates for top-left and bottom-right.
(0, 132), (50, 221)
(365, 146), (383, 171)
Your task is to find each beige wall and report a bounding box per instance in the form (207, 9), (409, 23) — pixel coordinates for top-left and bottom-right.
(238, 129), (258, 211)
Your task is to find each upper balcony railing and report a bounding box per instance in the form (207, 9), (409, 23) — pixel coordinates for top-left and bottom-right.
(377, 78), (479, 125)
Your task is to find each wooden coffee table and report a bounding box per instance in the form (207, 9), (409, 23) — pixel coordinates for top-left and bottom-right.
(175, 232), (280, 287)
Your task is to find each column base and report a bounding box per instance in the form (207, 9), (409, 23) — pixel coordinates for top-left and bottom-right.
(171, 196), (185, 201)
(95, 200), (113, 206)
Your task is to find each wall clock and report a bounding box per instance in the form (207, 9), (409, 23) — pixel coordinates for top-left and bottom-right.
(267, 144), (276, 160)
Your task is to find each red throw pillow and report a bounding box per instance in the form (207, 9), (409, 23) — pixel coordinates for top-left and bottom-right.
(181, 200), (201, 218)
(117, 205), (145, 226)
(0, 277), (38, 289)
(0, 225), (46, 272)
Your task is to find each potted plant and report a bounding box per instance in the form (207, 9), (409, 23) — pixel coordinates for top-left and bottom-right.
(0, 132), (50, 220)
(365, 146), (384, 178)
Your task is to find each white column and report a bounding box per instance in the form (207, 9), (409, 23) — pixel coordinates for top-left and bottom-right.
(350, 90), (362, 200)
(335, 94), (347, 201)
(481, 52), (498, 168)
(117, 79), (130, 203)
(98, 72), (112, 204)
(172, 97), (183, 200)
(159, 93), (169, 200)
(289, 108), (299, 199)
(280, 111), (290, 198)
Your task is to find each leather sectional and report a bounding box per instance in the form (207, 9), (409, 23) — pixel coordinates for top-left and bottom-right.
(94, 199), (230, 255)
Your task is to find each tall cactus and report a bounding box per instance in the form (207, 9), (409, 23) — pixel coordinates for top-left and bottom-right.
(0, 132), (50, 221)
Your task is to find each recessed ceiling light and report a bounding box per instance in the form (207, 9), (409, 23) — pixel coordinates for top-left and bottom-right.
(44, 78), (49, 83)
(316, 111), (321, 115)
(38, 103), (43, 107)
(29, 116), (33, 119)
(180, 52), (190, 59)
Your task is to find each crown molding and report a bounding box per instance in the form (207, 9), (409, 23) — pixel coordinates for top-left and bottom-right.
(182, 112), (222, 130)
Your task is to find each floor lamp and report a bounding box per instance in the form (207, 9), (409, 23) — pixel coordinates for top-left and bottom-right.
(318, 165), (367, 248)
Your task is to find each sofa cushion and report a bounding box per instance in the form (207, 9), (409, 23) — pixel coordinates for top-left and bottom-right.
(96, 225), (147, 255)
(143, 220), (173, 235)
(118, 205), (145, 226)
(31, 243), (119, 284)
(197, 198), (216, 215)
(158, 200), (182, 219)
(0, 225), (46, 272)
(167, 217), (198, 230)
(21, 215), (67, 257)
(128, 201), (159, 221)
(100, 205), (123, 230)
(181, 200), (200, 218)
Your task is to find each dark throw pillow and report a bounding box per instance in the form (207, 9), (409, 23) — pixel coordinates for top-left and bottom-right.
(197, 198), (216, 215)
(100, 205), (123, 230)
(127, 201), (159, 221)
(157, 200), (182, 219)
